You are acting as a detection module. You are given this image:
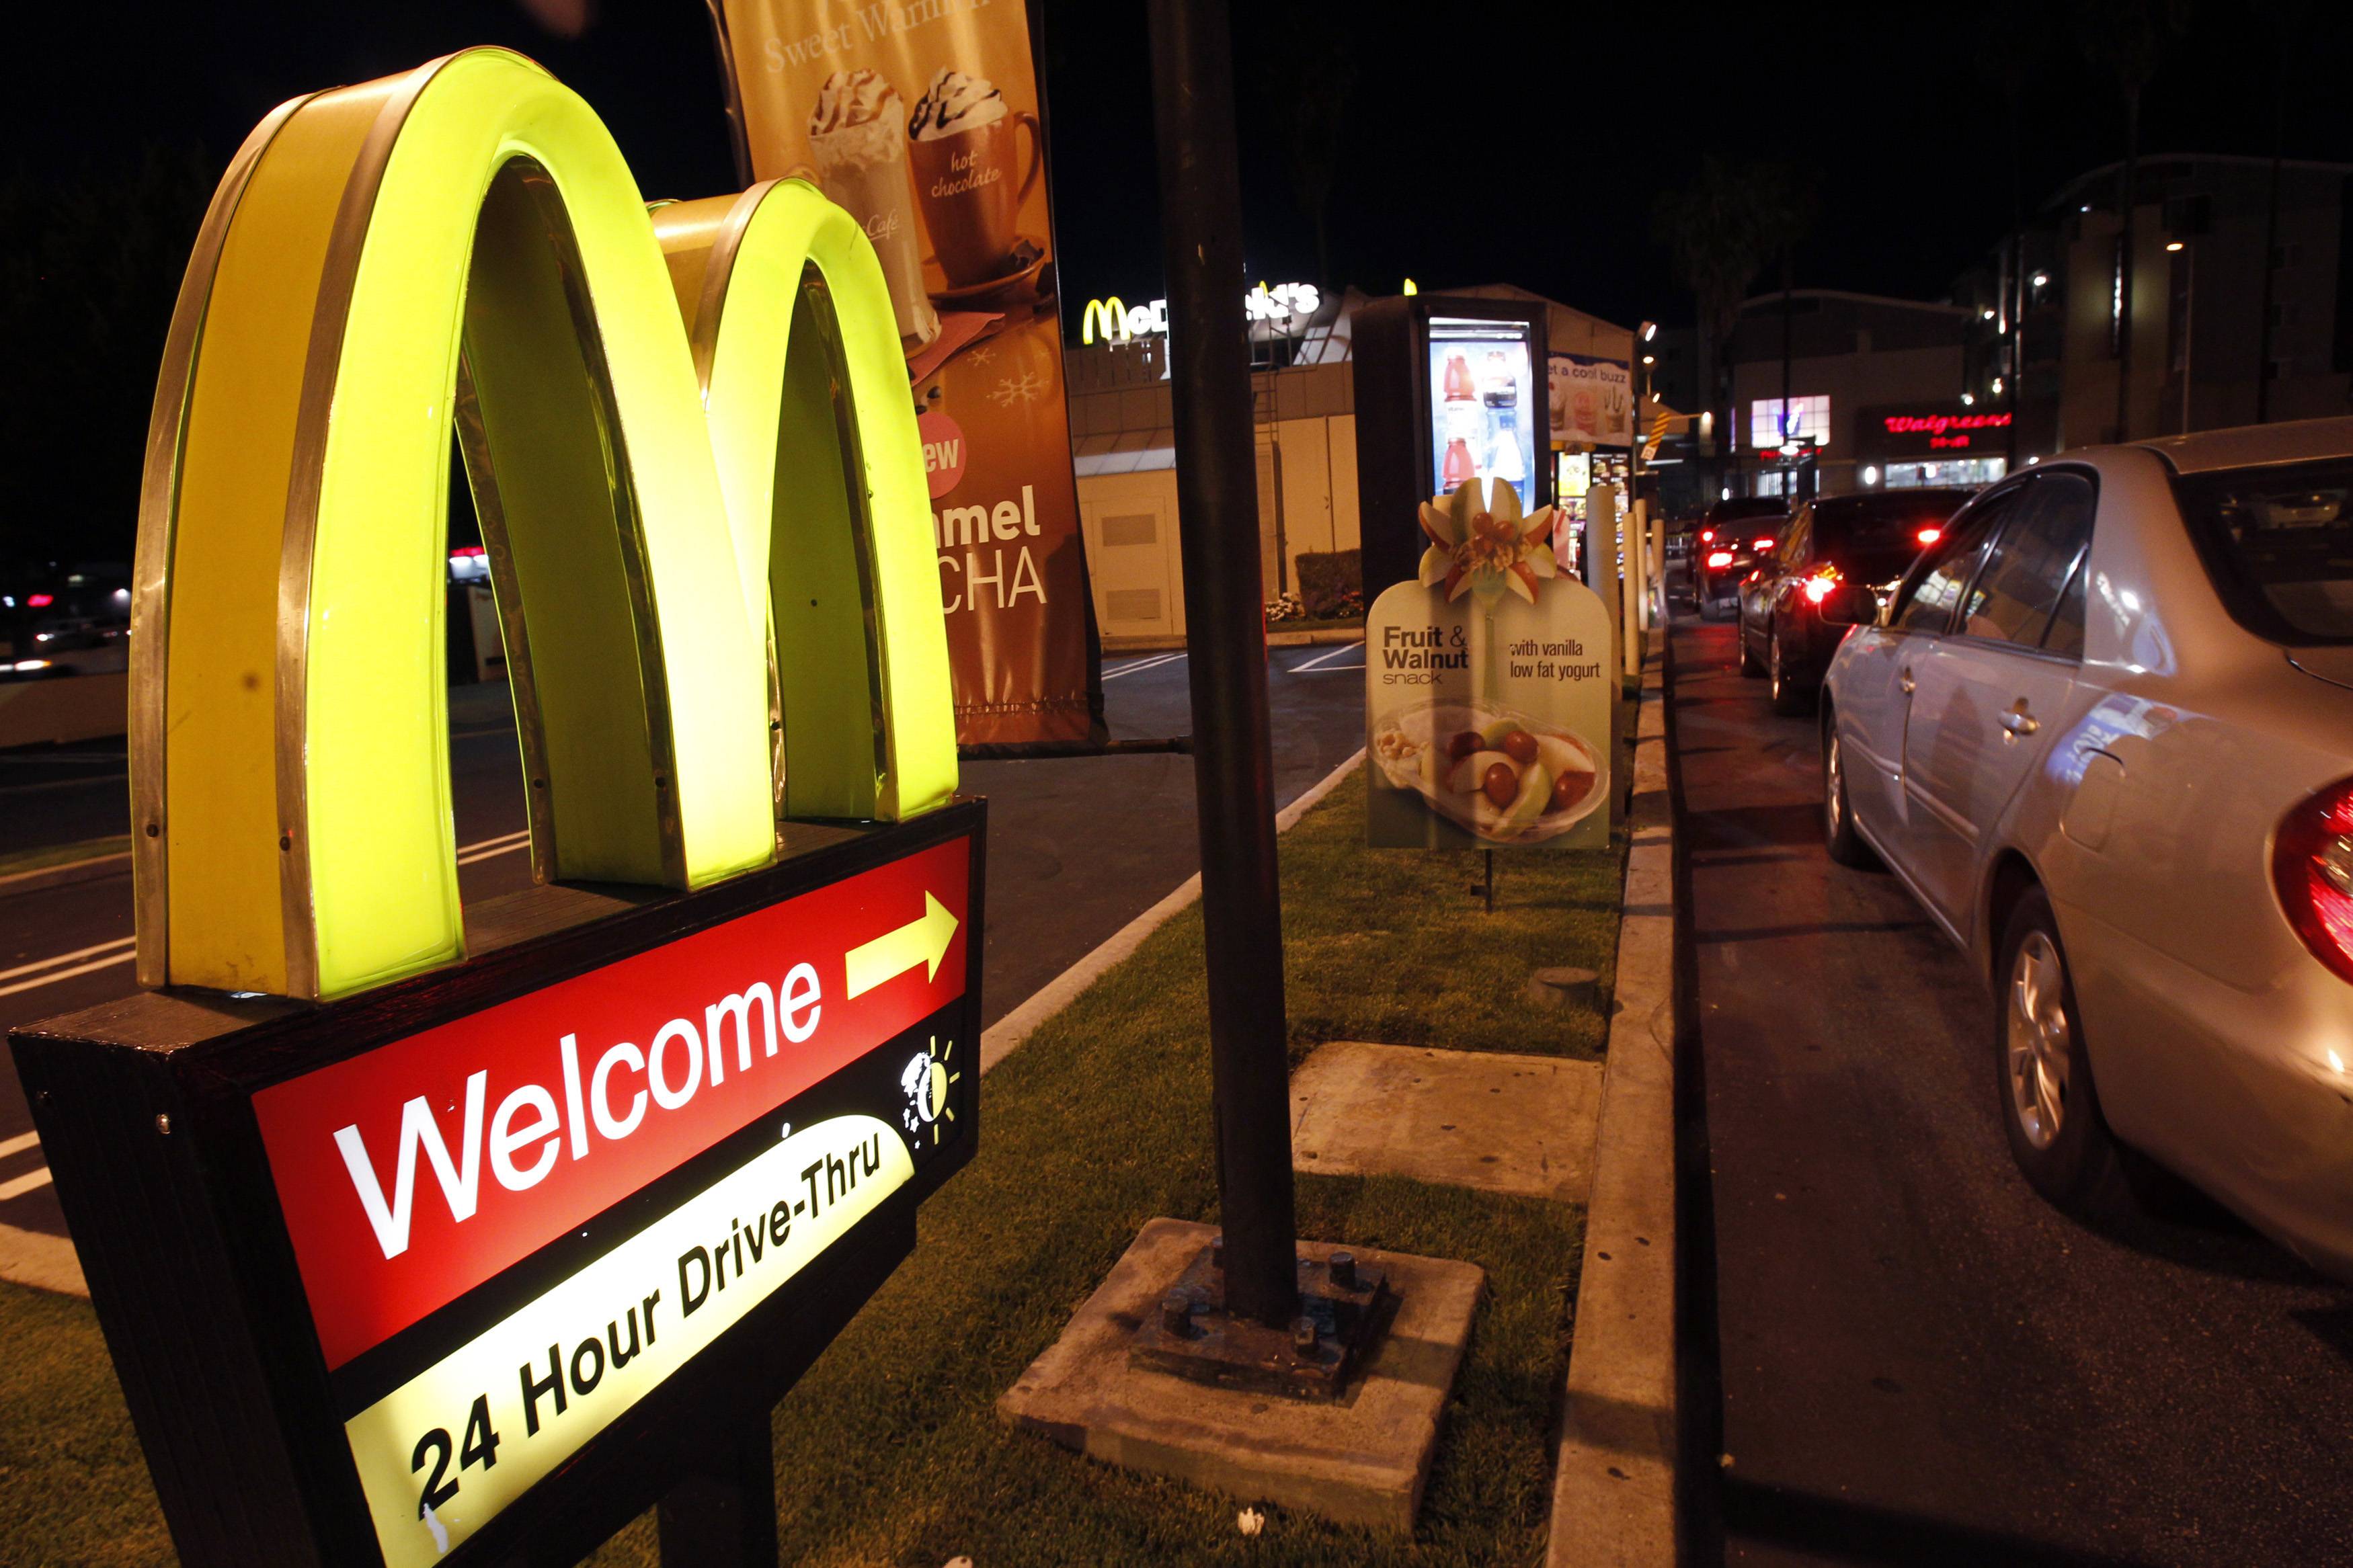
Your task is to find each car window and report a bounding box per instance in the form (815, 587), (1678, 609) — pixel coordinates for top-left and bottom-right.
(2173, 456), (2353, 645)
(1891, 491), (2013, 633)
(1810, 489), (1971, 582)
(1782, 513), (1810, 569)
(1956, 473), (2096, 647)
(2042, 559), (2087, 657)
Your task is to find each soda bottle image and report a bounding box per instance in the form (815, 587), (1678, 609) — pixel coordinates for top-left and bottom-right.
(1442, 436), (1478, 492)
(1442, 352), (1476, 403)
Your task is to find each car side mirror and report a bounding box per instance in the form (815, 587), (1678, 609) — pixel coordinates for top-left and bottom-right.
(1815, 581), (1880, 627)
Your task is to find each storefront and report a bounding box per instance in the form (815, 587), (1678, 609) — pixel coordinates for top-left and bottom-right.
(1062, 283), (1638, 643)
(1854, 402), (2013, 490)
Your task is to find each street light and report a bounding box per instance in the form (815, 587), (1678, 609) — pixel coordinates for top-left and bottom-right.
(1640, 320), (1658, 341)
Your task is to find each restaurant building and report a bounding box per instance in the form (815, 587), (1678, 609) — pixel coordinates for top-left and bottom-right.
(1061, 283), (1638, 643)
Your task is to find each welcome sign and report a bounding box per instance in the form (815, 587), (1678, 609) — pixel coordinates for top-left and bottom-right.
(12, 47), (984, 1568)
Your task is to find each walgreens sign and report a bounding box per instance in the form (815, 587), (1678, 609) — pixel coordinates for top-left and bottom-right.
(253, 836), (969, 1370)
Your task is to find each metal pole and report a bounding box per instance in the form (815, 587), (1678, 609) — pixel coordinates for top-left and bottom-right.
(1146, 0), (1298, 1331)
(2180, 243), (2194, 434)
(2258, 124), (2282, 423)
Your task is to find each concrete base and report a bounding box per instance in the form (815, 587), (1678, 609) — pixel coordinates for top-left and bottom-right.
(1290, 1041), (1604, 1203)
(996, 1217), (1483, 1534)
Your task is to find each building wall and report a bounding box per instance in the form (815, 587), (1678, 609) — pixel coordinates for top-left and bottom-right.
(1077, 468), (1185, 638)
(1075, 412), (1363, 638)
(1958, 157), (2353, 451)
(1728, 342), (1965, 496)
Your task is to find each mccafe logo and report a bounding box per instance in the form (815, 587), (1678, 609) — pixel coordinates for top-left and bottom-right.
(131, 47), (958, 1002)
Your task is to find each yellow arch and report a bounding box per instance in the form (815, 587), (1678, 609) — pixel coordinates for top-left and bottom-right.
(133, 48), (952, 999)
(651, 181), (955, 824)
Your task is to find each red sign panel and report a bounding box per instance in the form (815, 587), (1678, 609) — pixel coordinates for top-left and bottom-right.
(1880, 411), (2012, 436)
(253, 836), (971, 1370)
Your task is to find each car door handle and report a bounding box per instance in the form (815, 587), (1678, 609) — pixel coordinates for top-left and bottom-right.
(1899, 665), (1915, 694)
(2000, 702), (2040, 738)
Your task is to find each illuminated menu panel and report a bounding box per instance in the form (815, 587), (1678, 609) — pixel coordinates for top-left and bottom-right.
(1429, 317), (1537, 508)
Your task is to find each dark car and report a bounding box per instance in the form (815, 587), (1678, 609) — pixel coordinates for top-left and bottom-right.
(1734, 487), (1972, 712)
(1693, 497), (1790, 620)
(1, 566), (130, 681)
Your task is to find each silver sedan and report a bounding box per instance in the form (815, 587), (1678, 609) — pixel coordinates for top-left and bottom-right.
(1817, 417), (2353, 1278)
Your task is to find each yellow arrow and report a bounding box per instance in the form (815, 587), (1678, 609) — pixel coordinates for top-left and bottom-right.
(844, 892), (959, 999)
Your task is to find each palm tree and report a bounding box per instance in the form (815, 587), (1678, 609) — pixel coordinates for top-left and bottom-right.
(1248, 22), (1355, 294)
(1979, 0), (2048, 466)
(2071, 0), (2194, 441)
(1652, 159), (1812, 495)
(2256, 0), (2312, 423)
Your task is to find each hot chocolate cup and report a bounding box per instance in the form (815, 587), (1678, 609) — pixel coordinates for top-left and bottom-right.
(909, 111), (1041, 289)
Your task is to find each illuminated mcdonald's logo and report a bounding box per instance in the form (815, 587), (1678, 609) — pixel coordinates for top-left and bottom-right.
(1080, 294), (1132, 345)
(132, 47), (957, 1001)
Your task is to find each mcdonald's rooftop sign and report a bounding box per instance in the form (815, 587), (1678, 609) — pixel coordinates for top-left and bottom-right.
(1079, 280), (1324, 345)
(9, 48), (984, 1568)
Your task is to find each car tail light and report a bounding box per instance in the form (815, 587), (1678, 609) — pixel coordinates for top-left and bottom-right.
(2274, 778), (2353, 985)
(1700, 528), (1716, 543)
(1751, 536), (1776, 552)
(1802, 570), (1841, 604)
(1917, 526), (1942, 546)
(26, 593), (52, 608)
(1706, 550), (1734, 569)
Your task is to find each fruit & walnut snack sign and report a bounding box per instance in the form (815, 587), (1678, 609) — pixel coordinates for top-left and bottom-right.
(1367, 481), (1613, 851)
(9, 47), (982, 1568)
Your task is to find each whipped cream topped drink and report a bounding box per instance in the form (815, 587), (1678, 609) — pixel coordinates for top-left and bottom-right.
(909, 67), (1006, 138)
(907, 66), (1040, 288)
(807, 67), (937, 346)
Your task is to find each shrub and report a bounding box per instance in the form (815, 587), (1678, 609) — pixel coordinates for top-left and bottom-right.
(1293, 548), (1362, 619)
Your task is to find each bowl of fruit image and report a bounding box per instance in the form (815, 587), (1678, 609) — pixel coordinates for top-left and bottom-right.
(1369, 702), (1603, 843)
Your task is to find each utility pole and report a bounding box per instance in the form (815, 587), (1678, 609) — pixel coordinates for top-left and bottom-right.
(2114, 100), (2140, 442)
(2257, 95), (2285, 423)
(1145, 0), (1298, 1330)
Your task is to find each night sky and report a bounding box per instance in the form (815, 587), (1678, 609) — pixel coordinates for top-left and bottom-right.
(12, 0), (2353, 333)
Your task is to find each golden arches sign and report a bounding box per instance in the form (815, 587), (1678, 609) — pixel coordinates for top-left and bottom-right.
(134, 48), (956, 1002)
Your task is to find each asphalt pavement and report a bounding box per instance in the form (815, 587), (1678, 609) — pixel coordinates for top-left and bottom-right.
(1673, 615), (2353, 1567)
(0, 640), (1367, 1243)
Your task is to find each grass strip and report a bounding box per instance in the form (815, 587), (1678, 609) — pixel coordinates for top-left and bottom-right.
(0, 772), (1618, 1566)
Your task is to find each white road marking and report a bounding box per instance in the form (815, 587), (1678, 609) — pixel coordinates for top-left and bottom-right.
(456, 828), (532, 866)
(0, 953), (135, 999)
(0, 935), (134, 985)
(1101, 652), (1186, 682)
(0, 829), (534, 998)
(1289, 641), (1365, 673)
(0, 1131), (39, 1160)
(0, 1166), (54, 1202)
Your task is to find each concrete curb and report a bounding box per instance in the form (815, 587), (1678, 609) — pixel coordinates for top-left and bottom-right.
(1548, 626), (1677, 1568)
(1103, 626), (1363, 654)
(0, 1219), (85, 1297)
(0, 747), (1372, 1303)
(978, 746), (1365, 1075)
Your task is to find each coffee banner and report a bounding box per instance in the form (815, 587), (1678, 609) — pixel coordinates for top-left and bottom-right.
(1546, 353), (1632, 449)
(717, 0), (1104, 747)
